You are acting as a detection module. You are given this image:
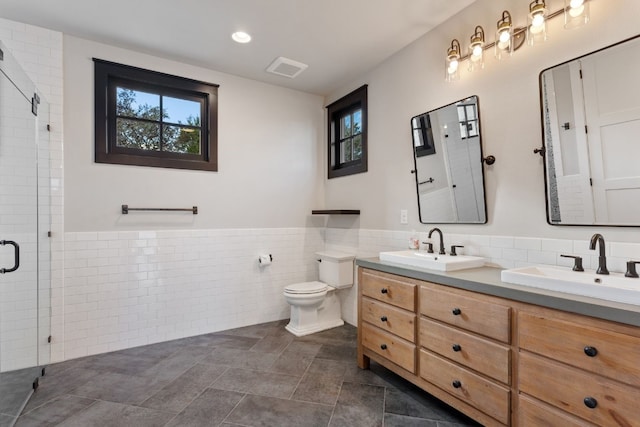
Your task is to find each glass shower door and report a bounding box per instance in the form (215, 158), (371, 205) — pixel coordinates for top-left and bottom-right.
(0, 41), (50, 424)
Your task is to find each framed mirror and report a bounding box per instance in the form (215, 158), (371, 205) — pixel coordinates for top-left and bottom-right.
(539, 35), (640, 226)
(410, 95), (487, 224)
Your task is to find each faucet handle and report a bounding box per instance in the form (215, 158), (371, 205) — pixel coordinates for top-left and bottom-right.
(450, 245), (464, 256)
(560, 254), (584, 272)
(422, 242), (434, 253)
(625, 261), (640, 278)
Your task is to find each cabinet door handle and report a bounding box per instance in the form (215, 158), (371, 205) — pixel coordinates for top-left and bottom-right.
(452, 344), (462, 352)
(381, 288), (388, 294)
(380, 344), (388, 350)
(583, 397), (598, 409)
(584, 346), (598, 357)
(380, 316), (388, 322)
(452, 380), (462, 389)
(452, 308), (462, 316)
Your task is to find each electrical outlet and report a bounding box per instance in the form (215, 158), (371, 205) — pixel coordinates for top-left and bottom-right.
(400, 209), (408, 224)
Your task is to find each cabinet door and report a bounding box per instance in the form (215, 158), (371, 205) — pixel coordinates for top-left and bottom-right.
(361, 323), (416, 373)
(518, 395), (596, 427)
(361, 269), (416, 311)
(362, 297), (415, 342)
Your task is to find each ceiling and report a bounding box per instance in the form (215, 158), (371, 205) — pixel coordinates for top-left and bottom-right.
(0, 0), (475, 95)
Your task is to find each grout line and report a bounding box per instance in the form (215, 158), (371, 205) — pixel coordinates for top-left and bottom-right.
(218, 393), (248, 426)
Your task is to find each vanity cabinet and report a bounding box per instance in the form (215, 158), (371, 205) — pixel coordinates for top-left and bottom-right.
(357, 266), (640, 427)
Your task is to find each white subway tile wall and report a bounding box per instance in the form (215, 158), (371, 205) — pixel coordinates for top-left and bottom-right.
(62, 228), (324, 359)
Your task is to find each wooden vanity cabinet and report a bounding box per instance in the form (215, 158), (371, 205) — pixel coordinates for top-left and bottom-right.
(357, 266), (640, 427)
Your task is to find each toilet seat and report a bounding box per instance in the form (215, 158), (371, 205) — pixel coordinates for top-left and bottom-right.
(284, 281), (328, 294)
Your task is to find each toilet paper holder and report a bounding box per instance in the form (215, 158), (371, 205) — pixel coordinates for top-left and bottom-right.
(258, 254), (273, 265)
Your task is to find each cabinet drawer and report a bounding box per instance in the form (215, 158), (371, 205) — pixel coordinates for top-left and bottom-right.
(362, 323), (416, 373)
(519, 311), (640, 387)
(519, 351), (640, 426)
(420, 285), (511, 343)
(361, 270), (415, 311)
(419, 349), (510, 425)
(419, 318), (510, 384)
(362, 297), (416, 342)
(518, 394), (596, 427)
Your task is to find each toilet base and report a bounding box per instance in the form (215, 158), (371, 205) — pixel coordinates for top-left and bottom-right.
(285, 318), (344, 337)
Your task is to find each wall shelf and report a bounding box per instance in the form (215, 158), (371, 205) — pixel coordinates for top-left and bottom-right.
(312, 210), (360, 215)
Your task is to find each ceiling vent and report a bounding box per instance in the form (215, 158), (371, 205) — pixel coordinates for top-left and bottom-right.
(266, 57), (308, 79)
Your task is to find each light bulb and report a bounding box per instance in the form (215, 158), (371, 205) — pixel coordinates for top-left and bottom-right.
(448, 60), (459, 74)
(472, 45), (483, 57)
(569, 4), (585, 17)
(570, 0), (584, 8)
(531, 13), (545, 27)
(497, 40), (510, 50)
(499, 31), (511, 44)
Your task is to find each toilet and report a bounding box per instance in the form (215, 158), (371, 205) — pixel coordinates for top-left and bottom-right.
(283, 251), (355, 337)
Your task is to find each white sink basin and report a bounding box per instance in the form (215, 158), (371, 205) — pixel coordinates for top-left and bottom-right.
(501, 265), (640, 305)
(379, 250), (485, 272)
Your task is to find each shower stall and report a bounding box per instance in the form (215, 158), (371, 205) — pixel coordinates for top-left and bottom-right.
(0, 40), (51, 424)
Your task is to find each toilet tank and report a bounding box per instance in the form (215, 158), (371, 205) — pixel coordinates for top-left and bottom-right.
(317, 251), (355, 289)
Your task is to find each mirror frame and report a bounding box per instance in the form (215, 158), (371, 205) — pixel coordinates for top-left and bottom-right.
(410, 95), (489, 224)
(538, 34), (640, 227)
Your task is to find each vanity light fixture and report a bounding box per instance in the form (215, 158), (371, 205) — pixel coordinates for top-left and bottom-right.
(564, 0), (589, 29)
(231, 31), (252, 44)
(444, 0), (591, 82)
(495, 11), (514, 60)
(445, 39), (461, 82)
(527, 0), (548, 46)
(468, 26), (485, 71)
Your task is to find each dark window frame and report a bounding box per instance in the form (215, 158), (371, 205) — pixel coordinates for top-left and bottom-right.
(94, 59), (219, 171)
(327, 85), (368, 178)
(412, 114), (436, 157)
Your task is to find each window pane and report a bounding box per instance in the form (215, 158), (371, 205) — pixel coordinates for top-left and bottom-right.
(340, 115), (352, 138)
(164, 96), (201, 125)
(163, 125), (201, 154)
(353, 109), (362, 135)
(116, 87), (161, 120)
(342, 138), (352, 162)
(352, 134), (362, 160)
(116, 118), (160, 150)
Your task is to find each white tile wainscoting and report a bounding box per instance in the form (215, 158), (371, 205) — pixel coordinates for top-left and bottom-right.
(60, 228), (325, 360)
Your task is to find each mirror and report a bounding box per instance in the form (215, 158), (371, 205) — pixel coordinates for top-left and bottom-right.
(410, 96), (487, 224)
(540, 35), (640, 226)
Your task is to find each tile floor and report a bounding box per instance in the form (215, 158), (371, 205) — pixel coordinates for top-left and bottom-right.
(6, 321), (479, 427)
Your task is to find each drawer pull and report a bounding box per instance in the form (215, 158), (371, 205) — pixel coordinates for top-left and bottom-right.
(452, 308), (462, 316)
(380, 316), (388, 322)
(583, 346), (598, 357)
(380, 344), (388, 350)
(381, 288), (388, 294)
(452, 344), (462, 352)
(583, 397), (598, 409)
(452, 380), (462, 389)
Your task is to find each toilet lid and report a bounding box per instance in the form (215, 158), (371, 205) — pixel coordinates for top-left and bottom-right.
(285, 281), (328, 294)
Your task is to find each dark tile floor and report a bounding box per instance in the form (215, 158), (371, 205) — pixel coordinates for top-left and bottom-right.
(7, 321), (479, 427)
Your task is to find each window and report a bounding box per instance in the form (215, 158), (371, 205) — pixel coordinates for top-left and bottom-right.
(327, 85), (367, 178)
(411, 114), (436, 157)
(457, 103), (478, 139)
(94, 59), (218, 171)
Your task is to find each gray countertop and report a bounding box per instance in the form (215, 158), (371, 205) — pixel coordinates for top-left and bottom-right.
(356, 257), (640, 328)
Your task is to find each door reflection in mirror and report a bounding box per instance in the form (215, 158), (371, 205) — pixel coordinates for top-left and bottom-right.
(410, 96), (487, 224)
(540, 35), (640, 226)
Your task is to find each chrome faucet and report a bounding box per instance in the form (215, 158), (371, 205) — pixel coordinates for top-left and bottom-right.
(589, 233), (609, 275)
(428, 228), (446, 255)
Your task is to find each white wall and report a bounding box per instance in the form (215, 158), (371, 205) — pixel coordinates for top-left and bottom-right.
(64, 35), (326, 232)
(324, 0), (640, 243)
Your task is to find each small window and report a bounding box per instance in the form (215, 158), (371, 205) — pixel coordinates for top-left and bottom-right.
(411, 114), (436, 157)
(457, 103), (478, 139)
(94, 59), (218, 171)
(327, 85), (367, 178)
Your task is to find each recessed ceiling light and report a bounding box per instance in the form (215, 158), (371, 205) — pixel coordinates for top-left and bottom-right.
(231, 31), (251, 44)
